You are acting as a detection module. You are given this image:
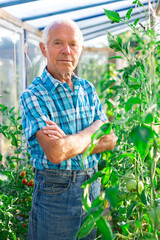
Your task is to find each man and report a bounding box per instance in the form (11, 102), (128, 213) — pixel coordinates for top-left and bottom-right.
(20, 18), (117, 240)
